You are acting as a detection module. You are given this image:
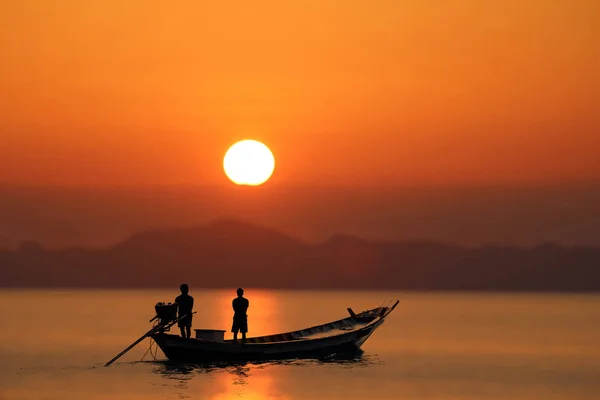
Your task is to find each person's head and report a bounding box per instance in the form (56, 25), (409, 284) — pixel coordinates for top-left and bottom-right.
(236, 287), (244, 297)
(180, 284), (189, 294)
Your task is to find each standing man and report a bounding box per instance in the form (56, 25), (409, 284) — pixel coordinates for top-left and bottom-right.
(232, 288), (249, 344)
(175, 284), (194, 339)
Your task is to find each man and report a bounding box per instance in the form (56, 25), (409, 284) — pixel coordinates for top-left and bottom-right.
(175, 284), (194, 339)
(232, 287), (249, 344)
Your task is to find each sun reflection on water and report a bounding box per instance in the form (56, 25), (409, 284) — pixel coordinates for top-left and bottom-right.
(211, 364), (292, 400)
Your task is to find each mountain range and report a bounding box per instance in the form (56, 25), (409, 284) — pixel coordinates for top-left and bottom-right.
(1, 219), (598, 291)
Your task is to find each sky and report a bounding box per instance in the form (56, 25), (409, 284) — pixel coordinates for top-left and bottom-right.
(1, 0), (599, 187)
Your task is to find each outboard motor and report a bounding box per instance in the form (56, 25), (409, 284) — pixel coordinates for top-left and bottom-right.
(153, 302), (178, 326)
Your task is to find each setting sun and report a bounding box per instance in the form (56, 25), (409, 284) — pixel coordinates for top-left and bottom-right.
(223, 140), (275, 186)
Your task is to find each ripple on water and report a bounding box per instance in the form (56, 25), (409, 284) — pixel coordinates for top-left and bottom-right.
(147, 351), (383, 382)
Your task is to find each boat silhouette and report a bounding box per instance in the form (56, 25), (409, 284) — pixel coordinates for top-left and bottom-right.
(106, 300), (399, 365)
(153, 300), (399, 362)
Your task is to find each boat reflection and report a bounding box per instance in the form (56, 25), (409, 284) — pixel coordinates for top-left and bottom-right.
(151, 352), (378, 399)
(151, 348), (374, 374)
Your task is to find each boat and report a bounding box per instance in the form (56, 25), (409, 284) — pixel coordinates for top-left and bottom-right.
(150, 300), (400, 362)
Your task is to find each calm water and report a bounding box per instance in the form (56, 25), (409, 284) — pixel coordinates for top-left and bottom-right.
(0, 290), (599, 400)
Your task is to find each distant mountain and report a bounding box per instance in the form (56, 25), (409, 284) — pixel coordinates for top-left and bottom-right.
(0, 219), (598, 291)
(2, 184), (600, 249)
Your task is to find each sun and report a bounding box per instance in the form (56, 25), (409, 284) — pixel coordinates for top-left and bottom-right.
(223, 140), (275, 186)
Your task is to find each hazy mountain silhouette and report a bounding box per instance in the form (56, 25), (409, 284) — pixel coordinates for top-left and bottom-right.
(0, 218), (598, 291)
(2, 184), (600, 249)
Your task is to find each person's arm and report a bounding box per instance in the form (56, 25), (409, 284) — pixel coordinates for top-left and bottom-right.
(173, 297), (179, 316)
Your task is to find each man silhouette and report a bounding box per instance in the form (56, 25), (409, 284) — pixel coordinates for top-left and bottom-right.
(175, 284), (194, 339)
(232, 288), (249, 344)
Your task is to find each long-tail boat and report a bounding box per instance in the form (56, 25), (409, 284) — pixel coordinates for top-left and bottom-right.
(105, 300), (399, 365)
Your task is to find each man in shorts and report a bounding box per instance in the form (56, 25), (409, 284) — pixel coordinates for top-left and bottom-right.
(175, 284), (194, 338)
(232, 288), (249, 344)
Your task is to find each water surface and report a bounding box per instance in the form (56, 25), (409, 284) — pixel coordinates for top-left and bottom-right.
(0, 290), (598, 399)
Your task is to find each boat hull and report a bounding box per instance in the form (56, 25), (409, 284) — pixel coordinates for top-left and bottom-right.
(153, 323), (378, 362)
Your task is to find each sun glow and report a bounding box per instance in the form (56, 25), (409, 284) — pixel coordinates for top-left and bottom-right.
(223, 140), (275, 186)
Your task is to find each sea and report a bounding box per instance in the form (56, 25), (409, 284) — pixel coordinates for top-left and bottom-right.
(0, 290), (598, 400)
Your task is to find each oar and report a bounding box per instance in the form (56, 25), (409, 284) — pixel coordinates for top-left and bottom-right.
(104, 312), (194, 367)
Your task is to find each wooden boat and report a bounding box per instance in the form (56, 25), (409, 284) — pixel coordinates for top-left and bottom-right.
(150, 300), (399, 362)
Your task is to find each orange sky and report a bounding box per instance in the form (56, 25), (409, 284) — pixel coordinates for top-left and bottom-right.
(1, 0), (599, 186)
